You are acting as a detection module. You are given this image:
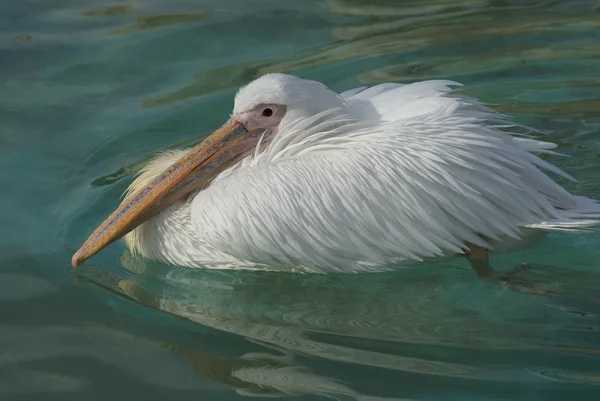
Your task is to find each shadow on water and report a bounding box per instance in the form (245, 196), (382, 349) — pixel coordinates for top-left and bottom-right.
(67, 249), (600, 399)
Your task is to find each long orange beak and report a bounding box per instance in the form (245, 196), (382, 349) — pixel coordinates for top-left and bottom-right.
(71, 119), (267, 268)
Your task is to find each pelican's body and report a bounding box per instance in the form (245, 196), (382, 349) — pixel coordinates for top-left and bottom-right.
(74, 74), (600, 276)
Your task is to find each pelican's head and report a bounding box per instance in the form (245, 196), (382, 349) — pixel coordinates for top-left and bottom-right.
(232, 73), (347, 135)
(71, 73), (347, 268)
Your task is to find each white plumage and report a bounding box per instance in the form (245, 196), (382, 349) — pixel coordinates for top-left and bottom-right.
(123, 73), (600, 273)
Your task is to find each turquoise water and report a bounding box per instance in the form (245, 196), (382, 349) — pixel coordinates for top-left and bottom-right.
(2, 0), (600, 399)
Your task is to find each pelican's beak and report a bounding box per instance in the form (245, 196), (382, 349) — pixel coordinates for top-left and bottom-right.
(71, 119), (266, 268)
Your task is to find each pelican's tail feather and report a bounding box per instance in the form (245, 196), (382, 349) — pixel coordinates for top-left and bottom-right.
(526, 220), (600, 233)
(527, 196), (600, 233)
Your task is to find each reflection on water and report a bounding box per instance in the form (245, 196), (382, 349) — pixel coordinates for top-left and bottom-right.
(144, 0), (600, 110)
(12, 34), (32, 41)
(163, 343), (411, 400)
(107, 13), (210, 36)
(70, 249), (600, 399)
(81, 5), (134, 17)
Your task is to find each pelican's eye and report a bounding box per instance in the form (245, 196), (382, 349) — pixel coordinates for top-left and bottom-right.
(236, 103), (285, 131)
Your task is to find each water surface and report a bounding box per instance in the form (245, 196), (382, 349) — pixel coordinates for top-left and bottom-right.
(2, 0), (600, 400)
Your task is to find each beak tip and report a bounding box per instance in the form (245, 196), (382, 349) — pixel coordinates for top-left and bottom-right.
(71, 252), (83, 269)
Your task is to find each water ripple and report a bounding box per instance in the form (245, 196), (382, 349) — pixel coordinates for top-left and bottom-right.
(5, 0), (600, 399)
(72, 253), (600, 395)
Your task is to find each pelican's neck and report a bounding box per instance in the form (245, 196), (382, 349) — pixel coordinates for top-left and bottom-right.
(275, 93), (355, 145)
(122, 149), (198, 265)
(285, 86), (351, 122)
(122, 149), (246, 268)
(124, 197), (200, 266)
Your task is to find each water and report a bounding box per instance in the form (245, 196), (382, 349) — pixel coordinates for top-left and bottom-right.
(2, 0), (600, 399)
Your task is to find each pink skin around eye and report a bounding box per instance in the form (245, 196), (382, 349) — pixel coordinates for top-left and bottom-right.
(234, 104), (286, 132)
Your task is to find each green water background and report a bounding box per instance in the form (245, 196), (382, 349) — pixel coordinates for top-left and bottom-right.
(2, 0), (600, 400)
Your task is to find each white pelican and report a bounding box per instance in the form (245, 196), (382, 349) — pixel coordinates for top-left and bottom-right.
(72, 73), (600, 280)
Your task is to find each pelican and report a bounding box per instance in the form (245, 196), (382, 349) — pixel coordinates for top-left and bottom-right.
(72, 73), (600, 280)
